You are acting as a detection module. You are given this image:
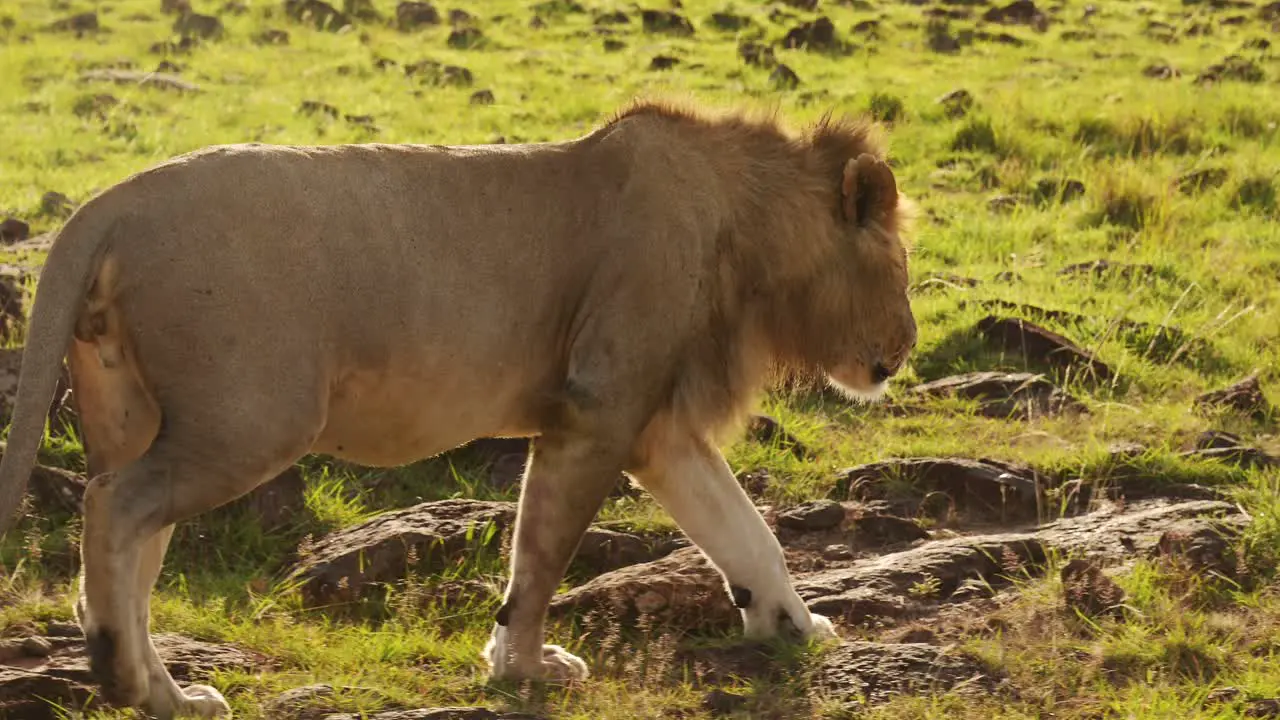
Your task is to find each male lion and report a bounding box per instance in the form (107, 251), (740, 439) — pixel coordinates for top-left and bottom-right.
(0, 99), (916, 718)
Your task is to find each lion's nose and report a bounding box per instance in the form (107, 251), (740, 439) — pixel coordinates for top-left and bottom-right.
(872, 361), (897, 384)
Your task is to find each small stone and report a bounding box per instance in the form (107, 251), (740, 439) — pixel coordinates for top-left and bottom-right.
(1247, 699), (1280, 718)
(702, 688), (748, 716)
(22, 636), (53, 657)
(641, 9), (694, 35)
(447, 26), (483, 48)
(937, 88), (974, 117)
(396, 1), (441, 30)
(51, 12), (100, 33)
(603, 38), (626, 51)
(0, 218), (30, 244)
(777, 499), (845, 531)
(469, 89), (495, 105)
(173, 12), (224, 40)
(769, 63), (801, 89)
(822, 543), (854, 561)
(738, 41), (776, 67)
(649, 55), (680, 70)
(256, 28), (290, 44)
(39, 191), (74, 218)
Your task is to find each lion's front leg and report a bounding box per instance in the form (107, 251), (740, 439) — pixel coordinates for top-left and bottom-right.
(484, 432), (625, 682)
(633, 430), (837, 643)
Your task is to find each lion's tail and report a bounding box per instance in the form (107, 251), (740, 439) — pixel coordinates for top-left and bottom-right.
(0, 201), (116, 536)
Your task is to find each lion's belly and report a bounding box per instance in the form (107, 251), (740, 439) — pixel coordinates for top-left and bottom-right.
(310, 366), (536, 467)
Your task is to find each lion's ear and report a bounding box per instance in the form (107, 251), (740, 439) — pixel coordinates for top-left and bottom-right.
(840, 154), (898, 227)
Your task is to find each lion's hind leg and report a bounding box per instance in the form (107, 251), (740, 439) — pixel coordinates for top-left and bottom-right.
(632, 425), (837, 643)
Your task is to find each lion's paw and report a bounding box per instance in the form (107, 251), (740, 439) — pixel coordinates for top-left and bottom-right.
(806, 612), (838, 641)
(178, 684), (231, 718)
(483, 626), (589, 682)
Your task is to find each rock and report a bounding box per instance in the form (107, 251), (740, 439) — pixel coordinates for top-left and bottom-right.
(649, 55), (680, 70)
(1153, 520), (1240, 579)
(50, 12), (100, 33)
(1057, 259), (1155, 280)
(447, 26), (483, 48)
(1198, 56), (1265, 84)
(777, 500), (846, 532)
(834, 457), (1041, 522)
(603, 38), (626, 51)
(911, 273), (980, 293)
(797, 499), (1244, 626)
(1143, 63), (1180, 80)
(1178, 167), (1230, 194)
(345, 0), (381, 21)
(1195, 373), (1271, 420)
(21, 637), (52, 658)
(908, 371), (1085, 420)
(285, 0), (352, 31)
(549, 546), (733, 633)
(0, 219), (29, 244)
(266, 683), (403, 720)
(926, 20), (964, 53)
(782, 16), (844, 52)
(976, 315), (1113, 381)
(852, 19), (880, 35)
(982, 0), (1049, 29)
(1186, 431), (1279, 470)
(1060, 558), (1125, 619)
(594, 10), (629, 25)
(552, 499), (1248, 636)
(1033, 177), (1087, 204)
(746, 414), (811, 459)
(641, 9), (694, 35)
(39, 192), (74, 218)
(469, 89), (495, 105)
(80, 69), (201, 93)
(26, 465), (87, 516)
(851, 513), (929, 546)
(937, 88), (975, 117)
(702, 688), (748, 716)
(216, 466), (307, 530)
(1247, 699), (1280, 718)
(987, 194), (1020, 213)
(256, 27), (291, 44)
(769, 64), (801, 89)
(396, 1), (441, 29)
(814, 642), (1002, 707)
(0, 634), (262, 720)
(299, 100), (341, 118)
(404, 61), (474, 87)
(780, 0), (819, 9)
(287, 499), (516, 605)
(173, 12), (224, 39)
(708, 12), (751, 31)
(738, 41), (776, 67)
(572, 527), (684, 577)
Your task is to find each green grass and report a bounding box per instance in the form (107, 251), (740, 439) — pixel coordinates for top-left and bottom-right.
(4, 0), (1280, 717)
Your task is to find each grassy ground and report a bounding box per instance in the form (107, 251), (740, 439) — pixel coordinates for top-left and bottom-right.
(3, 0), (1280, 717)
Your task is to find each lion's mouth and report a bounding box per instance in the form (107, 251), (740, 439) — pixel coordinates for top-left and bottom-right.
(826, 374), (889, 404)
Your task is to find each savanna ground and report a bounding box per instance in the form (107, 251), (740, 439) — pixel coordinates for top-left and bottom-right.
(3, 0), (1280, 718)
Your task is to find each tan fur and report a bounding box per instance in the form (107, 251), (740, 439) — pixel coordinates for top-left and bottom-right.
(0, 99), (916, 718)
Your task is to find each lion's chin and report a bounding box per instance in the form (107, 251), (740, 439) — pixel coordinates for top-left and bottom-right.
(826, 376), (889, 404)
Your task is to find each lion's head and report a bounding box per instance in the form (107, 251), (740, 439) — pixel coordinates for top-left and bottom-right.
(816, 151), (917, 401)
